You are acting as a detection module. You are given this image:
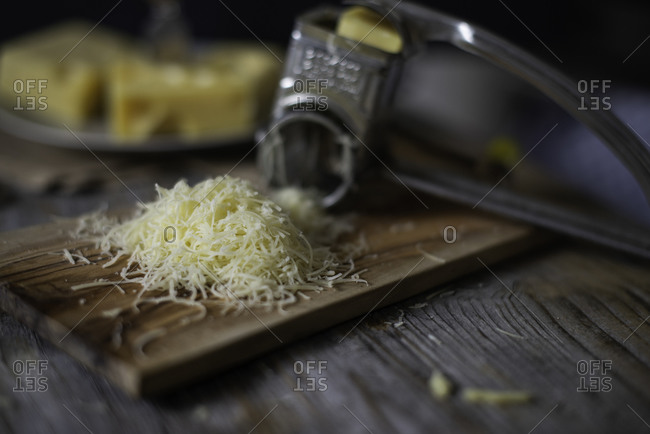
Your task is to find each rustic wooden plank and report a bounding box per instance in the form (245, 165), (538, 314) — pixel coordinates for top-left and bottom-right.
(2, 244), (649, 433)
(0, 197), (544, 397)
(153, 246), (648, 434)
(1, 154), (648, 433)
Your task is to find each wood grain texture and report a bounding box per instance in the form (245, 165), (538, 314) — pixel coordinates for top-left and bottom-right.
(0, 201), (542, 397)
(2, 244), (649, 434)
(1, 155), (648, 434)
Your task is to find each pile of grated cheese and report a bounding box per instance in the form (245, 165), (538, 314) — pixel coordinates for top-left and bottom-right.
(77, 175), (363, 314)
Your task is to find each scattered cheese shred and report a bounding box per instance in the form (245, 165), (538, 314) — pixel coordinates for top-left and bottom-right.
(270, 187), (351, 244)
(72, 253), (92, 264)
(392, 309), (405, 327)
(495, 327), (525, 340)
(60, 247), (92, 265)
(70, 279), (110, 290)
(62, 248), (75, 264)
(426, 370), (532, 405)
(429, 370), (454, 401)
(77, 176), (362, 316)
(427, 334), (442, 345)
(461, 388), (533, 405)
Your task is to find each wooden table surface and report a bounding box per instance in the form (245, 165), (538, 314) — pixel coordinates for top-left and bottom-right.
(1, 133), (649, 434)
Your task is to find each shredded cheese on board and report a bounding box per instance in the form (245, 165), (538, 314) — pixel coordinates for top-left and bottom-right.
(76, 176), (363, 317)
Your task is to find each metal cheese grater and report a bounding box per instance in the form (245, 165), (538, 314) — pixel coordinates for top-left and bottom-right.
(258, 0), (650, 258)
(257, 5), (407, 207)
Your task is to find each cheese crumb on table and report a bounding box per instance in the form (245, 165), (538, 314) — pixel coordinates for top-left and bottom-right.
(461, 388), (533, 405)
(429, 370), (454, 401)
(426, 370), (533, 405)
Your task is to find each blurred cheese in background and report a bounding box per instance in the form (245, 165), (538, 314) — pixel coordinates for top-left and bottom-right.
(0, 21), (133, 128)
(0, 21), (282, 144)
(203, 44), (281, 123)
(109, 44), (280, 142)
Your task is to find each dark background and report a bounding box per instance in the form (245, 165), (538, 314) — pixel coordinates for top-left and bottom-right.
(1, 0), (649, 86)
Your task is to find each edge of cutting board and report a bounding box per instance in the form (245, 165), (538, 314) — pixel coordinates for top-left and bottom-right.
(0, 211), (550, 397)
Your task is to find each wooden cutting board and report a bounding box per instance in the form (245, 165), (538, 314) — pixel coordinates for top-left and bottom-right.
(0, 193), (544, 397)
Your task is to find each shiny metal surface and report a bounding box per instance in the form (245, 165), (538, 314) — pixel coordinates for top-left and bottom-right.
(259, 0), (650, 258)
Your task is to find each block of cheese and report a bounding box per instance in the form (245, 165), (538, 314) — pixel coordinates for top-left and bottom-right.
(109, 44), (281, 143)
(336, 6), (403, 54)
(0, 21), (133, 127)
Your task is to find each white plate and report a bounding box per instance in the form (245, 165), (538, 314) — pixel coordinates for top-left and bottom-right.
(0, 106), (255, 152)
